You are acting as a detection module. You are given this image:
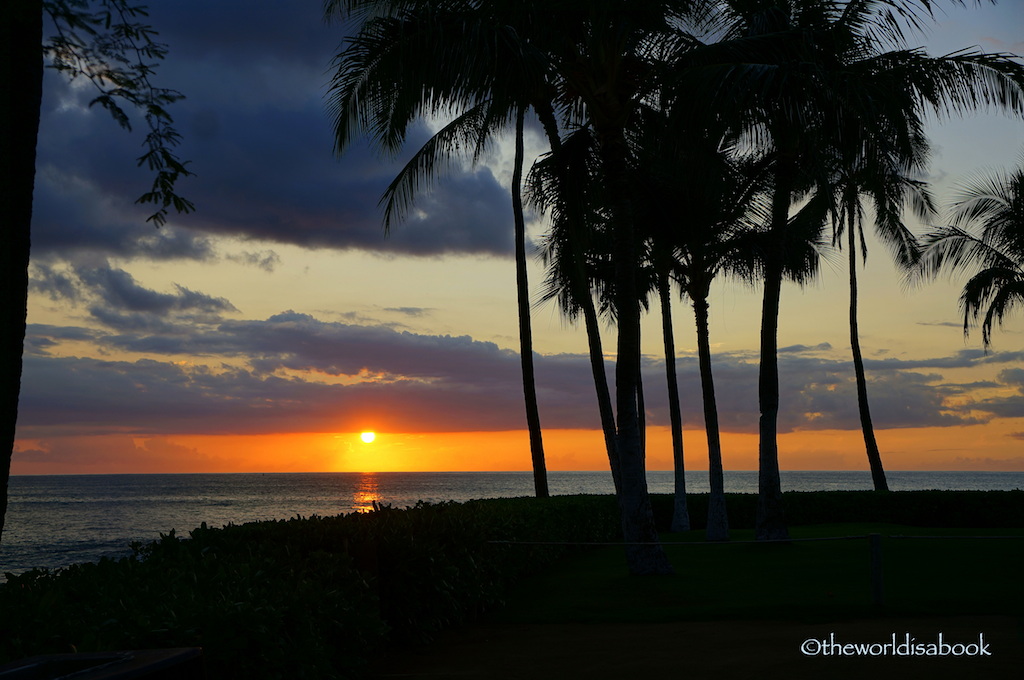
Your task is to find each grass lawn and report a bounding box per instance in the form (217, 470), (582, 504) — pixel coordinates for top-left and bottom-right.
(374, 523), (1024, 679)
(494, 523), (1024, 624)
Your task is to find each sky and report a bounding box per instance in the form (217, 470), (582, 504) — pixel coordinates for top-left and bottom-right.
(14, 0), (1024, 476)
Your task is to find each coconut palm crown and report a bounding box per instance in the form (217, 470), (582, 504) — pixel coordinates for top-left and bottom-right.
(917, 158), (1024, 348)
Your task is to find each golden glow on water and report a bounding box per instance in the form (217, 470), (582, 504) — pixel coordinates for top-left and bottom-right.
(352, 472), (382, 512)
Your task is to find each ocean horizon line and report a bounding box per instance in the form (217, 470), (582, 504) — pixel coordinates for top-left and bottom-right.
(10, 469), (1024, 477)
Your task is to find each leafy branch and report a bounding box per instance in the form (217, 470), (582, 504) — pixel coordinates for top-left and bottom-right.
(42, 0), (194, 226)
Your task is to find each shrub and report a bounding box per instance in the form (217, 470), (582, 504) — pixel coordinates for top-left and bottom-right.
(0, 495), (622, 679)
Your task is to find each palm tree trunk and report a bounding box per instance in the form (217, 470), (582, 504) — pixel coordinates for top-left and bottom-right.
(658, 272), (689, 532)
(600, 126), (672, 575)
(755, 179), (791, 541)
(580, 291), (621, 493)
(847, 217), (889, 492)
(511, 108), (548, 498)
(693, 294), (729, 541)
(0, 0), (44, 548)
(636, 350), (646, 454)
(533, 100), (619, 493)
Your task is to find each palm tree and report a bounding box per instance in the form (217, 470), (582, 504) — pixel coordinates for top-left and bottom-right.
(553, 1), (703, 574)
(917, 157), (1024, 347)
(632, 110), (775, 540)
(326, 1), (688, 573)
(654, 250), (692, 533)
(669, 0), (1024, 539)
(828, 140), (935, 492)
(325, 0), (554, 497)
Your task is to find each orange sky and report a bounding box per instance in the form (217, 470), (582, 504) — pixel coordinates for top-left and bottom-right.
(12, 423), (1024, 475)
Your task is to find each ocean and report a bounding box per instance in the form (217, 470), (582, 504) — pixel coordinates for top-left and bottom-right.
(2, 470), (1022, 577)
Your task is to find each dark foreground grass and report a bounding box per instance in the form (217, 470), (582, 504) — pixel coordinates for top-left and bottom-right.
(495, 523), (1024, 625)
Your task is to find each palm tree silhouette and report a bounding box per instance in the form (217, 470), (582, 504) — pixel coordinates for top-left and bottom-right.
(631, 111), (775, 541)
(674, 0), (1024, 539)
(918, 158), (1024, 347)
(828, 139), (935, 492)
(325, 1), (555, 497)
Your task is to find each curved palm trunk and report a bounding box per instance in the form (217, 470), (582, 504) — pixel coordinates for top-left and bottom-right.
(756, 180), (791, 541)
(658, 272), (689, 532)
(0, 0), (44, 548)
(847, 217), (889, 492)
(693, 295), (729, 541)
(533, 101), (620, 492)
(581, 293), (621, 493)
(511, 108), (548, 498)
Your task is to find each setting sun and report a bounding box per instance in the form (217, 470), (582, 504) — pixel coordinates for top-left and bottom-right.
(360, 431), (376, 444)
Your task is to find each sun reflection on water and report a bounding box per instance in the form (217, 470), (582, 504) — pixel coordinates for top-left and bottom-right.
(352, 472), (384, 513)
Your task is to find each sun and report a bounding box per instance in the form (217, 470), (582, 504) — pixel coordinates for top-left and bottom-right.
(360, 431), (376, 444)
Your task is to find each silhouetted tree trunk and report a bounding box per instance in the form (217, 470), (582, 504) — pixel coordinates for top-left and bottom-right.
(0, 0), (44, 548)
(658, 272), (689, 532)
(511, 108), (548, 498)
(601, 127), (672, 575)
(637, 349), (646, 454)
(756, 178), (791, 541)
(693, 294), (729, 541)
(848, 216), (889, 492)
(580, 290), (621, 493)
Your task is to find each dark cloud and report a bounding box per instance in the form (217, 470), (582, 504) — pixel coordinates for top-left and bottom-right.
(969, 369), (1024, 419)
(383, 307), (433, 317)
(76, 266), (236, 315)
(862, 349), (1024, 371)
(26, 324), (101, 342)
(20, 301), (991, 437)
(636, 348), (984, 434)
(30, 165), (216, 261)
(28, 262), (237, 337)
(917, 321), (964, 328)
(33, 1), (516, 261)
(15, 350), (602, 437)
(779, 342), (832, 353)
(29, 263), (82, 301)
(226, 250), (282, 272)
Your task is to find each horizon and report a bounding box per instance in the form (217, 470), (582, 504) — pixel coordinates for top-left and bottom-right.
(11, 468), (1024, 476)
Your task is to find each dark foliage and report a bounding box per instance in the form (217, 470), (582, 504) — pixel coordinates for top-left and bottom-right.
(0, 496), (620, 679)
(2, 491), (1016, 677)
